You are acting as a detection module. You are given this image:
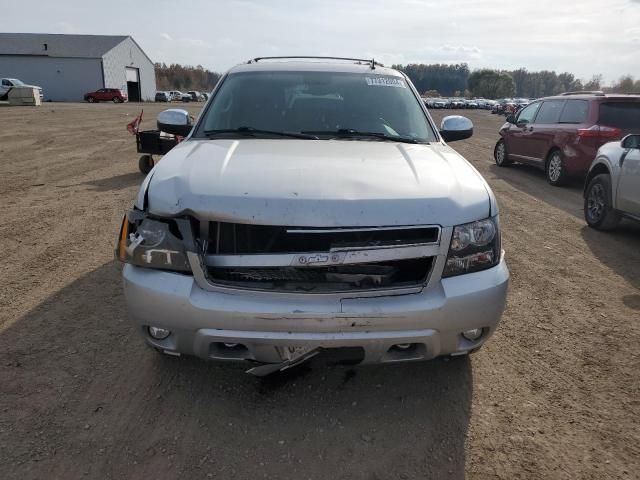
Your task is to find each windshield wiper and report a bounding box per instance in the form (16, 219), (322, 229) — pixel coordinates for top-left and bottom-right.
(301, 129), (421, 144)
(204, 127), (318, 140)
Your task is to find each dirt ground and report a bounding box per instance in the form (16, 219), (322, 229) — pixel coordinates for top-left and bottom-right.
(1, 102), (639, 480)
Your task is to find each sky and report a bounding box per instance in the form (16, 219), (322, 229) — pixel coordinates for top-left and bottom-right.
(1, 0), (639, 83)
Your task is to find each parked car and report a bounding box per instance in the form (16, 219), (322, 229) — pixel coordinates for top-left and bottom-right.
(187, 91), (204, 102)
(423, 97), (447, 109)
(484, 100), (498, 111)
(438, 98), (451, 108)
(155, 91), (171, 102)
(84, 88), (127, 103)
(465, 99), (479, 109)
(502, 101), (519, 116)
(451, 98), (466, 109)
(169, 91), (184, 101)
(1, 77), (43, 100)
(202, 92), (209, 101)
(491, 99), (509, 115)
(116, 57), (509, 374)
(432, 98), (449, 109)
(494, 93), (640, 185)
(584, 134), (640, 230)
(423, 97), (434, 108)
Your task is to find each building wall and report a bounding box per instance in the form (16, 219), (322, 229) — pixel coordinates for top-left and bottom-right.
(102, 37), (155, 101)
(0, 55), (103, 102)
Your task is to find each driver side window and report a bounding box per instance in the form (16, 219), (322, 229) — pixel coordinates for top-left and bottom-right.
(516, 102), (541, 124)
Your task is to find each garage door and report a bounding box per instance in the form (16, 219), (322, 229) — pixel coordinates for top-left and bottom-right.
(125, 67), (139, 82)
(126, 67), (141, 102)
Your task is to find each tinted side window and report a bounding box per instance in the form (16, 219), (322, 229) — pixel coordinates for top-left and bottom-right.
(599, 102), (640, 129)
(559, 100), (589, 123)
(534, 100), (565, 124)
(516, 102), (541, 124)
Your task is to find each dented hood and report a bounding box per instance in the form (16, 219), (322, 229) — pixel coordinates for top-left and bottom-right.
(145, 139), (491, 227)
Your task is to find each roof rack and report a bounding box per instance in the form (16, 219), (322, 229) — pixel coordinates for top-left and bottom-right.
(560, 91), (605, 96)
(247, 56), (384, 70)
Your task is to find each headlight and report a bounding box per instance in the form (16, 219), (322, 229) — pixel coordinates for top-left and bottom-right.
(443, 217), (501, 278)
(115, 211), (191, 272)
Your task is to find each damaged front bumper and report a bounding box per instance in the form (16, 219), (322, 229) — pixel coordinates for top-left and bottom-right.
(122, 255), (509, 366)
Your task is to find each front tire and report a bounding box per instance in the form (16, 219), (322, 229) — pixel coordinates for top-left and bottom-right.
(546, 150), (568, 186)
(494, 139), (513, 167)
(138, 155), (154, 174)
(584, 174), (620, 231)
(87, 96), (95, 103)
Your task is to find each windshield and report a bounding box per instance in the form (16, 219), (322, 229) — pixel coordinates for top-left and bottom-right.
(196, 71), (437, 142)
(10, 79), (24, 86)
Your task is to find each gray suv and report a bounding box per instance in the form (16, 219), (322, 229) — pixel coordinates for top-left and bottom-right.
(584, 134), (640, 230)
(116, 57), (509, 374)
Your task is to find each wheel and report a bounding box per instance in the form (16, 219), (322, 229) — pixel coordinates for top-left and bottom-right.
(494, 139), (513, 167)
(546, 150), (567, 186)
(584, 174), (620, 231)
(113, 97), (122, 103)
(138, 155), (154, 174)
(87, 96), (95, 103)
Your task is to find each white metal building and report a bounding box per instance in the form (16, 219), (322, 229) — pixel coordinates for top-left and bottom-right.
(0, 33), (156, 102)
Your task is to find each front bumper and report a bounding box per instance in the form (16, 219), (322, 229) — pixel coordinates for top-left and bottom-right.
(122, 257), (509, 366)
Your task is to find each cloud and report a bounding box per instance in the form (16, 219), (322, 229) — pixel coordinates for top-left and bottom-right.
(160, 33), (172, 41)
(178, 38), (211, 48)
(55, 21), (76, 34)
(441, 45), (482, 59)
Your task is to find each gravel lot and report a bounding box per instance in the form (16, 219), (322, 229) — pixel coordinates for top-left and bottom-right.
(1, 103), (639, 479)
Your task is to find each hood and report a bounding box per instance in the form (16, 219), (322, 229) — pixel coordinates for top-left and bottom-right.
(146, 139), (491, 227)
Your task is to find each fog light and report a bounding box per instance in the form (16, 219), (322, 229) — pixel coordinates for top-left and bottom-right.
(462, 328), (483, 341)
(148, 326), (171, 340)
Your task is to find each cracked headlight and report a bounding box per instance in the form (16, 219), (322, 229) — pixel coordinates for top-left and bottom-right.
(115, 211), (191, 272)
(443, 216), (501, 278)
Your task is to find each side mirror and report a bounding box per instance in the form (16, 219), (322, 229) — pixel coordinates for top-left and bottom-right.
(506, 114), (516, 124)
(621, 134), (640, 149)
(440, 115), (473, 142)
(157, 109), (193, 137)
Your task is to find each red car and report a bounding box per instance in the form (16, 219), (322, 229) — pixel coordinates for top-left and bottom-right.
(494, 93), (640, 185)
(84, 88), (127, 103)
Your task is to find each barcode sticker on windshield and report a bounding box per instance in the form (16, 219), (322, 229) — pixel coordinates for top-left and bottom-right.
(366, 77), (406, 88)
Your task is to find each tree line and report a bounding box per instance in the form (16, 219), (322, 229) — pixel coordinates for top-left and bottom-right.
(155, 63), (222, 92)
(154, 61), (640, 99)
(393, 63), (640, 98)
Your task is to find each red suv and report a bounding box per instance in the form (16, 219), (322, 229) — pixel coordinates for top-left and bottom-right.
(494, 93), (640, 185)
(84, 88), (128, 103)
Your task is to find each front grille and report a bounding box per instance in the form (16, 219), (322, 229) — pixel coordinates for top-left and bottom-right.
(206, 258), (433, 292)
(206, 223), (440, 255)
(200, 222), (439, 292)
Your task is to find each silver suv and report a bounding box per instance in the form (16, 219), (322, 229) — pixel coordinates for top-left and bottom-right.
(584, 134), (640, 230)
(116, 57), (509, 374)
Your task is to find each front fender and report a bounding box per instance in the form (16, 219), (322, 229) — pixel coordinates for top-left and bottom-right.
(135, 168), (156, 210)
